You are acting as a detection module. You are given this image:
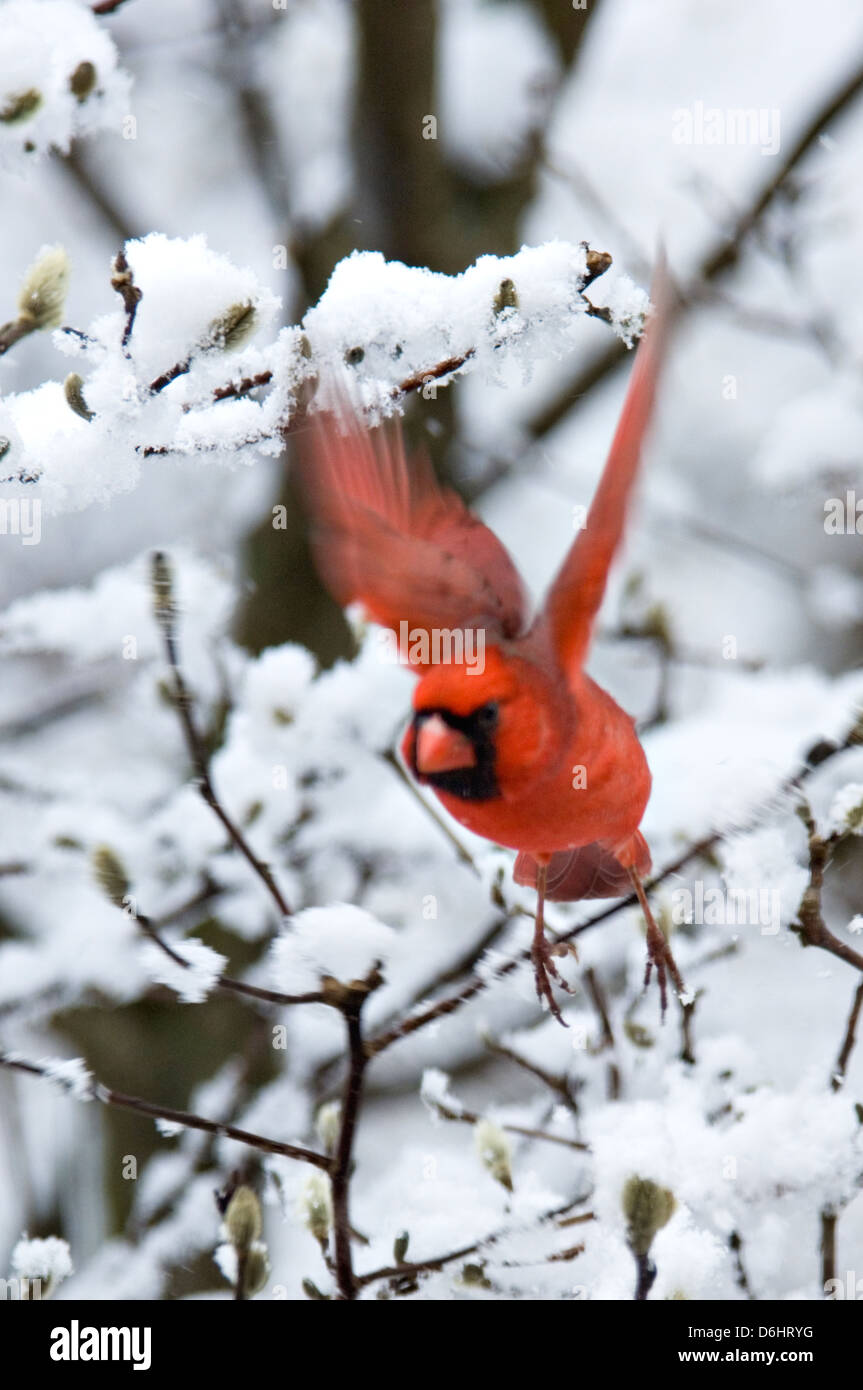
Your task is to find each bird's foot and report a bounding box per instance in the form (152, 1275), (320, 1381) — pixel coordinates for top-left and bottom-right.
(643, 916), (685, 1020)
(531, 932), (576, 1027)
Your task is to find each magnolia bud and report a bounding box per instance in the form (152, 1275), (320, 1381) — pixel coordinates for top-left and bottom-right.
(315, 1101), (341, 1156)
(91, 845), (130, 910)
(492, 278), (518, 315)
(64, 373), (94, 422)
(623, 1018), (654, 1049)
(393, 1231), (409, 1264)
(150, 551), (174, 628)
(240, 1242), (270, 1297)
(204, 302), (257, 353)
(299, 1172), (333, 1246)
(583, 247), (613, 285)
(460, 1262), (491, 1289)
(225, 1185), (262, 1253)
(69, 62), (97, 103)
(0, 89), (42, 125)
(474, 1118), (513, 1192)
(622, 1175), (676, 1258)
(17, 247), (70, 331)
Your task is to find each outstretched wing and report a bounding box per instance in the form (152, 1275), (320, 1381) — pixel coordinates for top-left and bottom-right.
(541, 255), (675, 679)
(294, 390), (529, 662)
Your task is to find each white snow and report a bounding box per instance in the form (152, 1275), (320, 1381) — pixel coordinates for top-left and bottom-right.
(138, 937), (227, 1005)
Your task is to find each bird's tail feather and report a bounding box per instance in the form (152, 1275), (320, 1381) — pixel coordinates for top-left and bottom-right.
(514, 833), (651, 901)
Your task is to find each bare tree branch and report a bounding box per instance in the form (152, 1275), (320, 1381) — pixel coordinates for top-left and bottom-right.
(0, 1052), (329, 1169)
(152, 552), (292, 920)
(526, 57), (863, 442)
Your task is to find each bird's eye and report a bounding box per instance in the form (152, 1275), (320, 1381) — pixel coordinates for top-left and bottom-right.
(474, 702), (499, 729)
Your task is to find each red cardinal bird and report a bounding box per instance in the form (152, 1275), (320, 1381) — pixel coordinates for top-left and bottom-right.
(296, 260), (682, 1023)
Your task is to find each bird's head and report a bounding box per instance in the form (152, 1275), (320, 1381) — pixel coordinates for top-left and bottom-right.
(402, 646), (568, 802)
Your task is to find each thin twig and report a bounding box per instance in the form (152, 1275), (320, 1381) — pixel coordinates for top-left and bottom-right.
(428, 1099), (588, 1152)
(482, 1033), (579, 1113)
(728, 1231), (757, 1299)
(153, 553), (292, 920)
(679, 989), (702, 1067)
(111, 249), (142, 351)
(832, 980), (863, 1092)
(584, 964), (621, 1099)
(820, 1208), (838, 1291)
(150, 360), (191, 394)
(355, 1193), (591, 1290)
(526, 56), (863, 442)
(792, 802), (863, 973)
(0, 319), (33, 358)
(213, 371), (273, 402)
(393, 351), (475, 397)
(134, 908), (321, 1007)
(329, 972), (380, 1300)
(0, 1052), (328, 1169)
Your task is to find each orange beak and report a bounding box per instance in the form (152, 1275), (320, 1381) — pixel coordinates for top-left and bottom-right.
(414, 713), (477, 775)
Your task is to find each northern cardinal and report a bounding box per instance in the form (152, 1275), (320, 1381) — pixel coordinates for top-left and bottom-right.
(296, 259), (682, 1023)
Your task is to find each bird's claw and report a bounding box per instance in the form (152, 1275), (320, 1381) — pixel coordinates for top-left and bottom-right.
(532, 933), (574, 1027)
(643, 919), (685, 1020)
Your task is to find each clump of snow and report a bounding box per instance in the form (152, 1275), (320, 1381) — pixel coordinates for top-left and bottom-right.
(420, 1067), (459, 1115)
(155, 1118), (184, 1139)
(589, 272), (652, 348)
(11, 1234), (73, 1285)
(139, 937), (226, 1004)
(0, 0), (130, 171)
(303, 242), (642, 408)
(270, 904), (397, 992)
(40, 1056), (93, 1100)
(119, 233), (281, 386)
(0, 236), (642, 518)
(828, 782), (863, 836)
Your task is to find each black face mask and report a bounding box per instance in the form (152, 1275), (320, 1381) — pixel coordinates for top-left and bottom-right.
(408, 702), (500, 801)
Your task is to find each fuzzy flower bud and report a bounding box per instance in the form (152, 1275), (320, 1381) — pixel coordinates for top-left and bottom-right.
(0, 89), (42, 125)
(224, 1186), (262, 1253)
(622, 1175), (676, 1258)
(474, 1118), (513, 1192)
(91, 845), (130, 910)
(17, 246), (70, 331)
(204, 301), (258, 353)
(315, 1101), (341, 1156)
(299, 1172), (333, 1246)
(150, 551), (174, 628)
(492, 278), (518, 315)
(69, 62), (97, 103)
(241, 1242), (270, 1297)
(64, 373), (94, 422)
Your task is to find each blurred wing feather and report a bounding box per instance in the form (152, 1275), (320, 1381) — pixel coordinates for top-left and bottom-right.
(541, 255), (675, 678)
(295, 394), (529, 653)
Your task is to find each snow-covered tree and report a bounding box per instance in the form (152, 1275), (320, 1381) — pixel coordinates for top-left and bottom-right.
(1, 0), (862, 1304)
